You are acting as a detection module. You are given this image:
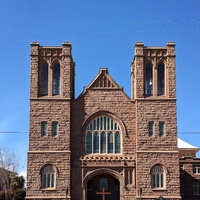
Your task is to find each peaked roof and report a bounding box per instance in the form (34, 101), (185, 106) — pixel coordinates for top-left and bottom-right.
(87, 68), (121, 89)
(77, 68), (130, 99)
(178, 138), (200, 151)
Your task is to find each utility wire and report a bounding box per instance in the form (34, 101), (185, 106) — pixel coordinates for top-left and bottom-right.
(0, 131), (200, 134)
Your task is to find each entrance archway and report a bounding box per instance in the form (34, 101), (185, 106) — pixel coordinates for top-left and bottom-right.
(86, 173), (120, 200)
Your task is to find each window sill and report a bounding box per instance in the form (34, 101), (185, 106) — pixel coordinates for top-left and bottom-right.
(152, 188), (167, 191)
(41, 188), (56, 191)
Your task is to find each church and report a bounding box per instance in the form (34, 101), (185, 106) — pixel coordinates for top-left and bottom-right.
(26, 42), (181, 200)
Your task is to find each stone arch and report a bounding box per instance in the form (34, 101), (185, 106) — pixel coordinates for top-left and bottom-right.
(81, 110), (127, 135)
(39, 163), (59, 175)
(149, 163), (169, 175)
(83, 168), (123, 200)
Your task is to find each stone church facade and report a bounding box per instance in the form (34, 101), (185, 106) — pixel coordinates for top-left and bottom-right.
(26, 42), (181, 200)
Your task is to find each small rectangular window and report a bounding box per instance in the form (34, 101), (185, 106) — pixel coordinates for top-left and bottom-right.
(52, 121), (58, 136)
(159, 122), (165, 136)
(148, 122), (154, 136)
(41, 121), (47, 136)
(193, 165), (200, 174)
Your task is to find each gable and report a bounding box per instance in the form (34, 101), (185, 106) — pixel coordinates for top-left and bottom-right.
(77, 68), (130, 99)
(88, 68), (120, 89)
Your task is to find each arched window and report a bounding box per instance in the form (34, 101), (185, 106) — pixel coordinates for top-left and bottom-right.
(41, 165), (56, 189)
(53, 63), (60, 95)
(86, 116), (121, 154)
(145, 63), (153, 95)
(151, 165), (165, 188)
(157, 63), (165, 95)
(40, 63), (48, 95)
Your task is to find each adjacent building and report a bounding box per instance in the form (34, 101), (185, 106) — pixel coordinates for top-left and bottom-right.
(26, 42), (181, 200)
(178, 138), (200, 200)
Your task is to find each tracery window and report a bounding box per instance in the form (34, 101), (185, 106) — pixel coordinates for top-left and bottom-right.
(40, 63), (48, 95)
(41, 165), (56, 189)
(53, 63), (60, 95)
(145, 63), (153, 95)
(151, 165), (165, 188)
(86, 116), (121, 154)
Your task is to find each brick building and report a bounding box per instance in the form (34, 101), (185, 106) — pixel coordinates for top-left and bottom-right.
(178, 138), (200, 200)
(26, 42), (181, 199)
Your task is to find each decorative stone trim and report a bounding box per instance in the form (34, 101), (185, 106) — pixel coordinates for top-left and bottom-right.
(80, 155), (135, 166)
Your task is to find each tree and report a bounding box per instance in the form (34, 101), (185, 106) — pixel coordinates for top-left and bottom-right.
(0, 147), (26, 200)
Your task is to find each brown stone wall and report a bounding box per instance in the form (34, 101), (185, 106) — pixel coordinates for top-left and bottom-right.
(29, 100), (71, 151)
(27, 43), (74, 199)
(136, 100), (177, 151)
(27, 42), (181, 200)
(71, 89), (136, 161)
(70, 89), (136, 199)
(26, 152), (70, 198)
(137, 152), (180, 197)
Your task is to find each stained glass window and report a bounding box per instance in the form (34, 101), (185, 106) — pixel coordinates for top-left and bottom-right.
(145, 63), (153, 95)
(86, 116), (121, 154)
(115, 132), (121, 153)
(93, 132), (99, 153)
(53, 63), (60, 95)
(86, 132), (92, 154)
(108, 132), (114, 153)
(101, 132), (106, 153)
(157, 63), (165, 95)
(41, 63), (48, 95)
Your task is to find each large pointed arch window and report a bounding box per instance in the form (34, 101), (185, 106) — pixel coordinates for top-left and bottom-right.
(86, 116), (121, 154)
(145, 63), (153, 95)
(40, 63), (48, 95)
(157, 63), (165, 95)
(53, 63), (60, 95)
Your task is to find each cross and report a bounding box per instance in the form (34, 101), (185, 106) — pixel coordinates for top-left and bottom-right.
(96, 187), (111, 200)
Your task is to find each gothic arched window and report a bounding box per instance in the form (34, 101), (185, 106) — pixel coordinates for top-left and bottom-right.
(145, 63), (153, 95)
(86, 116), (121, 154)
(157, 63), (165, 95)
(151, 165), (165, 188)
(53, 63), (60, 95)
(41, 165), (56, 189)
(40, 63), (48, 95)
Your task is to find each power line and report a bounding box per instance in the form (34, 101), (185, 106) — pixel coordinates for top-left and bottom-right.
(1, 131), (200, 134)
(1, 19), (200, 24)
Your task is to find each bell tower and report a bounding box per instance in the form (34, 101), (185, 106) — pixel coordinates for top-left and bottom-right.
(26, 42), (75, 200)
(131, 42), (180, 199)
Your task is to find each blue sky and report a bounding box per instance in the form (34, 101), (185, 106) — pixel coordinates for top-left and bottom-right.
(1, 0), (200, 176)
